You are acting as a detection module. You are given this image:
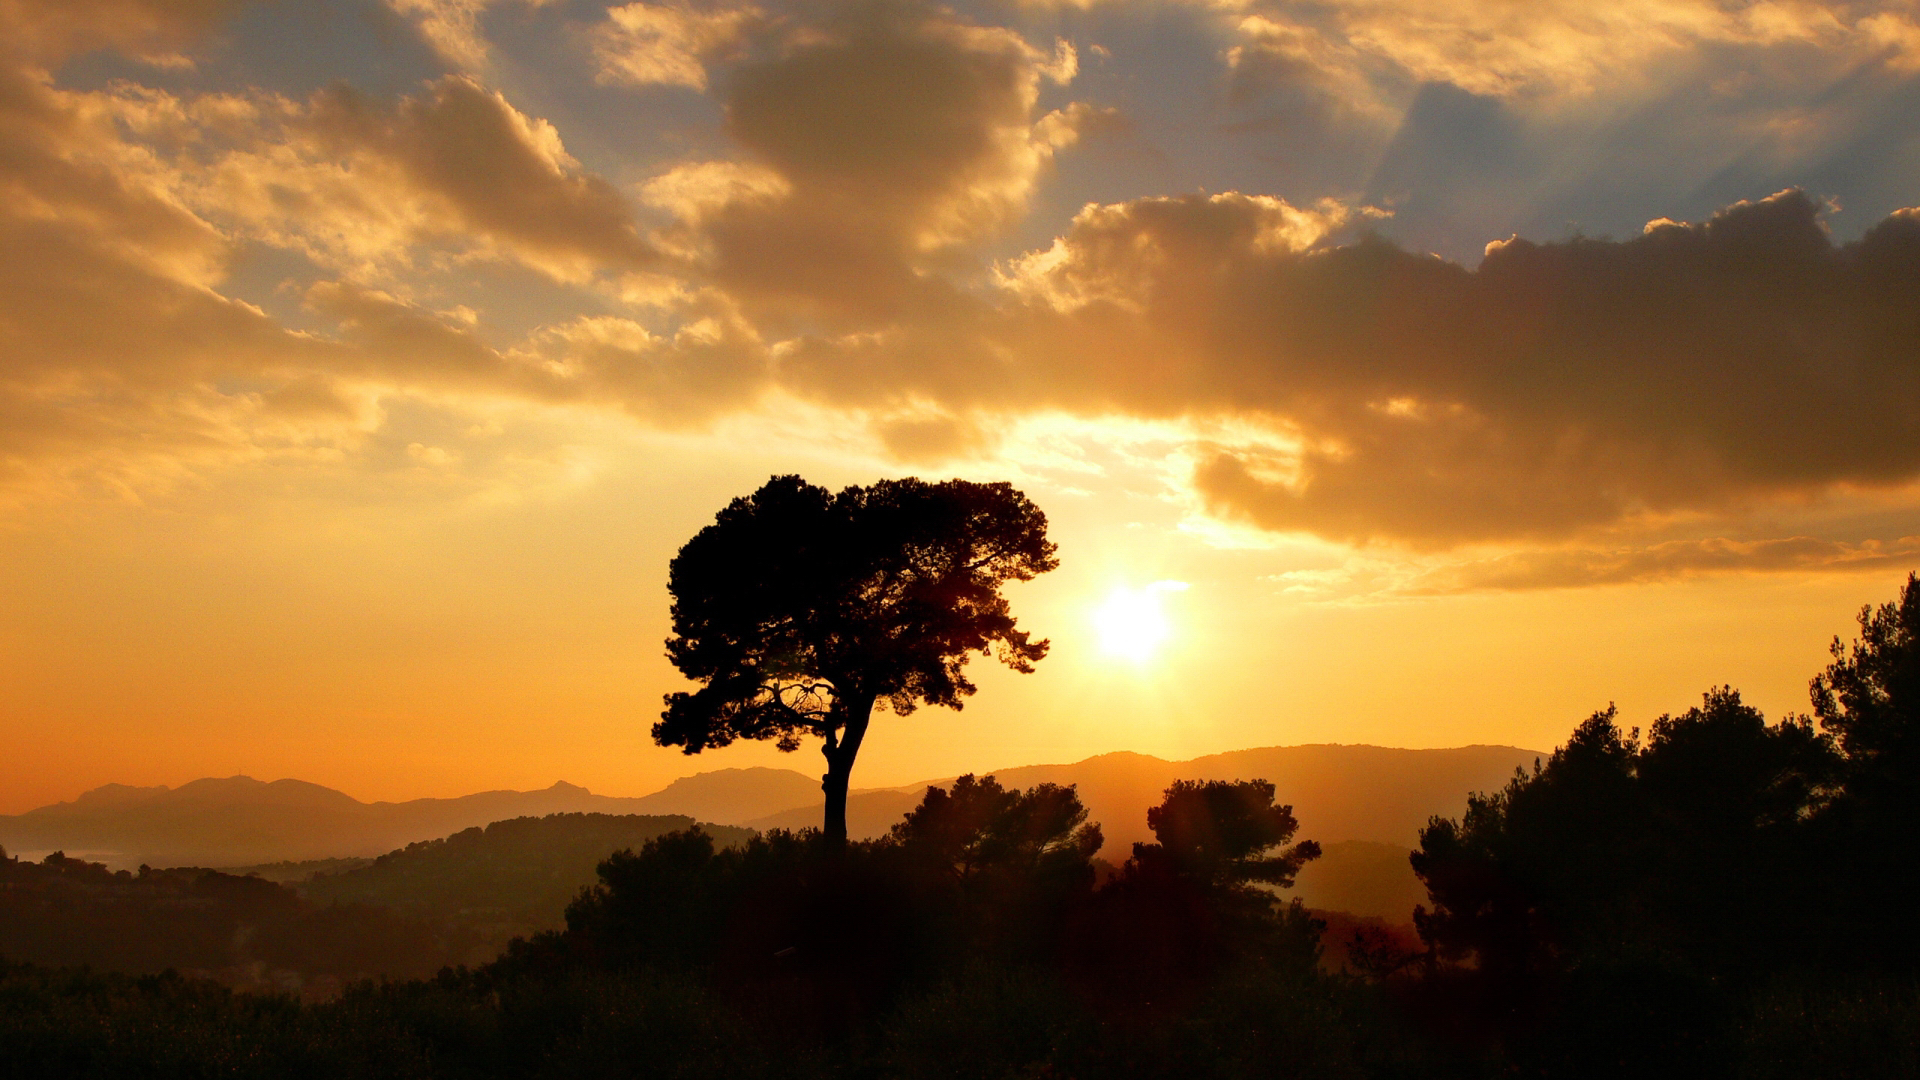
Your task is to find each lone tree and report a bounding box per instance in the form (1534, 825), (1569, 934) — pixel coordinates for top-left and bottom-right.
(655, 475), (1059, 847)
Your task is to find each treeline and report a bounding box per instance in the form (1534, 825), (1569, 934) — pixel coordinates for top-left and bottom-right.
(1390, 575), (1920, 1073)
(295, 813), (756, 954)
(3, 775), (1383, 1079)
(0, 853), (478, 997)
(0, 814), (755, 990)
(6, 576), (1920, 1078)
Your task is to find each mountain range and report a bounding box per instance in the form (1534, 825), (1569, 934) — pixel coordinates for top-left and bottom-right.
(747, 744), (1545, 855)
(0, 744), (1540, 872)
(0, 768), (815, 867)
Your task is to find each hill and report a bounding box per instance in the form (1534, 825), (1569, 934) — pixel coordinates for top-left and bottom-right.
(0, 850), (474, 997)
(1291, 840), (1427, 921)
(618, 767), (823, 823)
(0, 770), (805, 868)
(284, 813), (757, 952)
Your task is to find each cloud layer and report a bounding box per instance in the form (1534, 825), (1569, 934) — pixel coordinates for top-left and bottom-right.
(4, 0), (1920, 587)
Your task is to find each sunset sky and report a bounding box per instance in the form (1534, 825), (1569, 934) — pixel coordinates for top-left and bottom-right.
(6, 0), (1920, 813)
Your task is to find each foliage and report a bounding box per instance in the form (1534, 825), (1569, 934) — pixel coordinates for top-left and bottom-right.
(1735, 977), (1920, 1080)
(1411, 690), (1846, 987)
(1809, 572), (1920, 965)
(1812, 572), (1920, 773)
(654, 474), (1058, 843)
(0, 850), (470, 994)
(297, 813), (754, 954)
(1133, 779), (1322, 890)
(889, 773), (1103, 880)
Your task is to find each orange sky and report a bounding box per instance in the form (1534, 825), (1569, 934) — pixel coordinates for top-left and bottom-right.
(5, 0), (1920, 813)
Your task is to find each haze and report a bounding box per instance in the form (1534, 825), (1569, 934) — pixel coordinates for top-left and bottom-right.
(6, 0), (1920, 812)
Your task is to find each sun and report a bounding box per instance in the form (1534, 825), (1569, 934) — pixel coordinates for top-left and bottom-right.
(1093, 581), (1189, 663)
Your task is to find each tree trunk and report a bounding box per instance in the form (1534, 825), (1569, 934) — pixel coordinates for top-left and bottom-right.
(821, 693), (876, 850)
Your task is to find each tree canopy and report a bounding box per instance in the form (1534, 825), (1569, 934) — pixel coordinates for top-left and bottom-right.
(1132, 779), (1321, 890)
(889, 774), (1103, 880)
(1813, 572), (1920, 799)
(654, 474), (1059, 844)
(1411, 689), (1843, 986)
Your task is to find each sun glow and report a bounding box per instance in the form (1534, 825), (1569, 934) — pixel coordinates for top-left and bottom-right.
(1093, 581), (1189, 663)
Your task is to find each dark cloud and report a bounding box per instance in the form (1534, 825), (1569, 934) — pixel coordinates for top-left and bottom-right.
(7, 0), (1920, 571)
(0, 0), (243, 63)
(756, 189), (1920, 545)
(658, 1), (1087, 322)
(1413, 535), (1920, 592)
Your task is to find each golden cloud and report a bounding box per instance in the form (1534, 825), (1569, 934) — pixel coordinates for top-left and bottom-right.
(385, 0), (552, 73)
(92, 74), (658, 284)
(754, 190), (1920, 547)
(1407, 535), (1920, 592)
(0, 0), (240, 65)
(644, 4), (1094, 321)
(1219, 0), (1920, 101)
(6, 0), (1920, 581)
(593, 0), (761, 91)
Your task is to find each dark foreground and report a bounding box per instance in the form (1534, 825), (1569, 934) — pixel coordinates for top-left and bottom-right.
(5, 788), (1920, 1080)
(10, 574), (1920, 1080)
(3, 914), (1918, 1080)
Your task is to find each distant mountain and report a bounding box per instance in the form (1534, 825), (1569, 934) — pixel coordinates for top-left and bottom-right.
(748, 744), (1544, 854)
(1, 744), (1539, 869)
(1291, 841), (1426, 922)
(618, 767), (823, 824)
(0, 775), (776, 868)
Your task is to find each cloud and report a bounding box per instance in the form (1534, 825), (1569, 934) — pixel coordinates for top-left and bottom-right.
(518, 295), (773, 422)
(1219, 1), (1920, 103)
(384, 0), (551, 73)
(757, 188), (1920, 547)
(1410, 535), (1920, 592)
(647, 3), (1095, 321)
(0, 37), (679, 505)
(592, 1), (760, 91)
(299, 76), (659, 280)
(0, 57), (351, 503)
(1035, 190), (1920, 544)
(996, 192), (1377, 311)
(107, 74), (658, 283)
(0, 0), (242, 65)
(7, 0), (1920, 577)
(302, 283), (775, 423)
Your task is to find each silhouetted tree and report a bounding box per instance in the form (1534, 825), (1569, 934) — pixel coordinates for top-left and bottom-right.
(1813, 573), (1920, 776)
(1641, 687), (1836, 842)
(887, 775), (1105, 964)
(1413, 691), (1842, 989)
(1131, 779), (1321, 891)
(1813, 572), (1920, 828)
(654, 475), (1058, 847)
(889, 774), (1102, 881)
(1638, 687), (1839, 971)
(1079, 780), (1322, 1009)
(1810, 572), (1920, 963)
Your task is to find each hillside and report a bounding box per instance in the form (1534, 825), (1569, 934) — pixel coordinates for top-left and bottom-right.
(0, 851), (475, 996)
(288, 813), (757, 951)
(0, 770), (805, 868)
(1291, 841), (1427, 921)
